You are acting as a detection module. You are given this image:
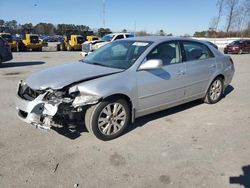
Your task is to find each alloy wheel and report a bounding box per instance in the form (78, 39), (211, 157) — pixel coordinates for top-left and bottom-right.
(209, 79), (222, 101)
(98, 103), (127, 135)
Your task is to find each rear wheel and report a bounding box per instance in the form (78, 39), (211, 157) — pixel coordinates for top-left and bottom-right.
(85, 98), (130, 141)
(67, 45), (73, 51)
(57, 44), (60, 51)
(60, 43), (66, 51)
(204, 77), (224, 104)
(11, 47), (17, 52)
(18, 42), (27, 52)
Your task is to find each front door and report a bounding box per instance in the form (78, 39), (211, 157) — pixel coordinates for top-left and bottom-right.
(136, 41), (186, 115)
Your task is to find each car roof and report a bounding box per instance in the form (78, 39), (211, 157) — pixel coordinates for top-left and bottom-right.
(106, 32), (134, 36)
(123, 36), (204, 43)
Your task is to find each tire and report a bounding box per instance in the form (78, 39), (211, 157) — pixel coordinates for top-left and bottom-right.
(57, 44), (60, 51)
(11, 47), (17, 52)
(60, 43), (66, 51)
(224, 51), (228, 54)
(67, 45), (73, 51)
(85, 98), (131, 141)
(38, 47), (42, 52)
(239, 49), (243, 54)
(204, 77), (224, 104)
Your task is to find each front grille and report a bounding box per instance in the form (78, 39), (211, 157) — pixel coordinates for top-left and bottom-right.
(18, 84), (44, 101)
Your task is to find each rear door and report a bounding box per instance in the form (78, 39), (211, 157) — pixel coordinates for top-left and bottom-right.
(181, 41), (216, 99)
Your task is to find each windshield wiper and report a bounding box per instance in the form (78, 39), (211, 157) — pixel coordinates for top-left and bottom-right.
(80, 60), (108, 67)
(91, 62), (109, 67)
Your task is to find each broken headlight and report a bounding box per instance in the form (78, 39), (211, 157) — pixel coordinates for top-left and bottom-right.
(45, 90), (65, 101)
(72, 92), (101, 107)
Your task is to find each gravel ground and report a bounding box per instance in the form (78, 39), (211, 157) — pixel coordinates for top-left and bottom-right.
(0, 51), (249, 188)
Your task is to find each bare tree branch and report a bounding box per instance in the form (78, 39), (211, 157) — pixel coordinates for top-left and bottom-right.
(215, 0), (225, 31)
(225, 0), (239, 32)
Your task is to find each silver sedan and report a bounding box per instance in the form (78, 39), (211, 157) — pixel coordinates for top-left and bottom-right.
(16, 37), (235, 140)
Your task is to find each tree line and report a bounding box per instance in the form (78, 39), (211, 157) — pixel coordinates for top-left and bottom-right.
(0, 19), (112, 37)
(194, 0), (250, 37)
(0, 19), (169, 37)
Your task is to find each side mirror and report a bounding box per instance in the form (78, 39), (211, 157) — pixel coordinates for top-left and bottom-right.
(139, 59), (163, 70)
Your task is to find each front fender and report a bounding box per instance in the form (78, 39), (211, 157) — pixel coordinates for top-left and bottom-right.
(70, 70), (138, 110)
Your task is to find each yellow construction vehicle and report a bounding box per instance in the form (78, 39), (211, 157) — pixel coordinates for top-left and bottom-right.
(0, 26), (18, 52)
(59, 30), (85, 51)
(86, 35), (99, 41)
(18, 29), (44, 52)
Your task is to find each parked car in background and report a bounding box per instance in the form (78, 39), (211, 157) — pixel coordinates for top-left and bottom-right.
(80, 40), (104, 57)
(224, 40), (250, 54)
(0, 36), (13, 65)
(16, 37), (234, 140)
(86, 36), (99, 41)
(80, 32), (135, 56)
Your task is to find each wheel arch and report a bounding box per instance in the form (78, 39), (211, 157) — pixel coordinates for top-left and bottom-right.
(102, 93), (135, 123)
(205, 74), (225, 95)
(214, 74), (225, 81)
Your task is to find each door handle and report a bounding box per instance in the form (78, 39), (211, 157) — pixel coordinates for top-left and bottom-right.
(176, 70), (186, 76)
(209, 64), (216, 69)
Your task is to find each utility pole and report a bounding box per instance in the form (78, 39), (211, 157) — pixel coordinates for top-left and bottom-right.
(134, 21), (137, 33)
(102, 0), (106, 27)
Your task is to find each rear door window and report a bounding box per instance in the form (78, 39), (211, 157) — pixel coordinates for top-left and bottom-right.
(182, 41), (214, 61)
(114, 34), (124, 40)
(125, 34), (134, 38)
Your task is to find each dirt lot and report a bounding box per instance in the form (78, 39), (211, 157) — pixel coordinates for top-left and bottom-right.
(0, 51), (249, 188)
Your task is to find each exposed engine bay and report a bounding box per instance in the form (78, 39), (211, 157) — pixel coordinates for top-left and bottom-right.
(16, 80), (101, 130)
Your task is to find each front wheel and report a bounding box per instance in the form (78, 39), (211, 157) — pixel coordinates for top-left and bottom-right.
(85, 98), (130, 141)
(204, 77), (224, 104)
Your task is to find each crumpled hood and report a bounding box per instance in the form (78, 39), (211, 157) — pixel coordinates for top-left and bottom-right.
(26, 61), (122, 90)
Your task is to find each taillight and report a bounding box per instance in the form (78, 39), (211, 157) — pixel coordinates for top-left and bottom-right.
(229, 57), (234, 65)
(3, 41), (9, 47)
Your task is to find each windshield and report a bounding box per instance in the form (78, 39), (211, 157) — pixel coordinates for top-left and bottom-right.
(1, 34), (12, 42)
(101, 35), (113, 42)
(82, 40), (152, 69)
(30, 36), (39, 43)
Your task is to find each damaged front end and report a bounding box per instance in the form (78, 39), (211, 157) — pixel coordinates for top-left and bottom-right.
(16, 80), (101, 130)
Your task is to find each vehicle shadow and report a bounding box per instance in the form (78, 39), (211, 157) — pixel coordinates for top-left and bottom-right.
(229, 165), (250, 188)
(223, 85), (234, 98)
(0, 61), (45, 68)
(126, 100), (203, 133)
(125, 85), (234, 136)
(51, 121), (87, 140)
(52, 85), (234, 140)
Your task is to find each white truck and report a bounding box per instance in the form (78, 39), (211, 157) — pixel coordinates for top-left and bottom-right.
(80, 32), (135, 57)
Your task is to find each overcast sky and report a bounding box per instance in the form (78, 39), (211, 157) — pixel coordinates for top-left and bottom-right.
(0, 0), (223, 35)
